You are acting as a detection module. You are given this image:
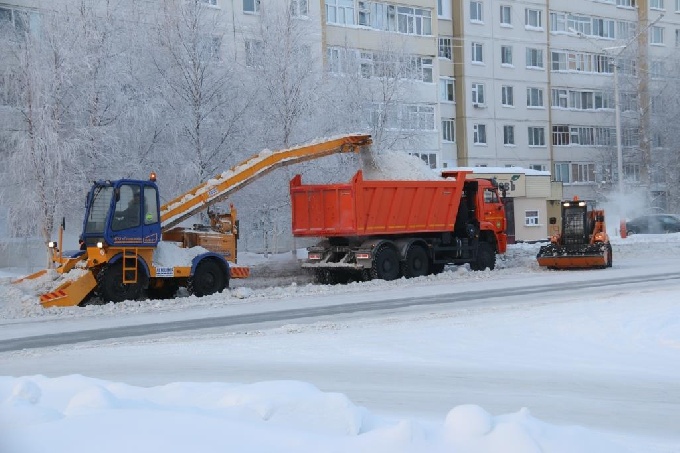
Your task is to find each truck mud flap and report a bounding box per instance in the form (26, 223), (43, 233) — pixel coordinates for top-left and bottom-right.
(40, 272), (97, 308)
(229, 265), (250, 279)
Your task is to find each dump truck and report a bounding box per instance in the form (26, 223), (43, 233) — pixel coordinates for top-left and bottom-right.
(290, 169), (508, 283)
(536, 197), (612, 269)
(16, 134), (372, 307)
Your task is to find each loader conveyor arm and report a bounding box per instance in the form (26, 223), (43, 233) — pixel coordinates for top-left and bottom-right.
(160, 134), (372, 231)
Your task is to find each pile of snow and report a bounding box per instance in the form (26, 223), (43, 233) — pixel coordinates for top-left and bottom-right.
(361, 149), (441, 180)
(0, 375), (630, 453)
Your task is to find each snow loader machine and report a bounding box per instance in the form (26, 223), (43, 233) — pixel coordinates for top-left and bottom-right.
(15, 134), (372, 307)
(536, 197), (613, 269)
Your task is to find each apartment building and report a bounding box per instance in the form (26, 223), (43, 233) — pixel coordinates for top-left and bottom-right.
(2, 0), (677, 207)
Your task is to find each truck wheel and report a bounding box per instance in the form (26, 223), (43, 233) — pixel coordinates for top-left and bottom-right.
(429, 262), (446, 275)
(471, 242), (495, 271)
(97, 262), (143, 303)
(189, 259), (227, 297)
(371, 244), (401, 281)
(401, 244), (429, 278)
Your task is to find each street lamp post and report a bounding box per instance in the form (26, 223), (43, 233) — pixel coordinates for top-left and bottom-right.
(604, 46), (628, 237)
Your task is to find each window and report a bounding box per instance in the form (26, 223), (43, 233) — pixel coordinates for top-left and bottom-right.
(471, 83), (485, 105)
(593, 19), (615, 38)
(291, 0), (308, 16)
(569, 90), (594, 110)
(0, 73), (19, 106)
(326, 0), (354, 25)
(440, 78), (455, 102)
(550, 12), (566, 32)
(676, 29), (680, 47)
(500, 5), (511, 25)
(551, 88), (567, 108)
(617, 21), (636, 40)
(529, 164), (546, 171)
(525, 9), (542, 28)
(501, 45), (513, 65)
(143, 187), (159, 225)
(677, 0), (680, 10)
(554, 162), (570, 182)
(411, 152), (438, 169)
(571, 163), (595, 183)
(616, 0), (635, 6)
(526, 48), (544, 68)
(568, 14), (591, 35)
(651, 26), (664, 44)
(528, 127), (545, 146)
(650, 0), (664, 9)
(470, 1), (483, 22)
(397, 6), (433, 36)
(245, 39), (263, 67)
(471, 42), (483, 63)
(525, 210), (539, 226)
(439, 37), (452, 59)
(624, 164), (640, 182)
(442, 118), (455, 142)
(570, 127), (595, 145)
(473, 124), (487, 144)
(438, 0), (452, 18)
(243, 0), (260, 14)
(199, 35), (222, 61)
(501, 85), (514, 106)
(552, 125), (569, 145)
(526, 87), (544, 107)
(503, 125), (515, 145)
(201, 0), (218, 5)
(402, 104), (435, 130)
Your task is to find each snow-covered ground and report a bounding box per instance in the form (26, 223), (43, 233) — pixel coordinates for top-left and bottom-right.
(1, 234), (679, 453)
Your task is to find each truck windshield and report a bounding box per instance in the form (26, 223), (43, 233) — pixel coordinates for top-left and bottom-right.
(84, 186), (114, 234)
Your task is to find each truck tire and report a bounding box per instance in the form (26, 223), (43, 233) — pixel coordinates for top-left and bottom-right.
(97, 261), (144, 303)
(470, 242), (495, 271)
(401, 244), (429, 278)
(188, 259), (228, 297)
(371, 244), (401, 281)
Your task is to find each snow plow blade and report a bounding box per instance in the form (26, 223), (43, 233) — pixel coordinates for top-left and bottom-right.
(39, 271), (97, 308)
(536, 244), (610, 269)
(536, 254), (608, 269)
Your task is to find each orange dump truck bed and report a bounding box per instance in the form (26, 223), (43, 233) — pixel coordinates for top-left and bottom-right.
(290, 170), (470, 237)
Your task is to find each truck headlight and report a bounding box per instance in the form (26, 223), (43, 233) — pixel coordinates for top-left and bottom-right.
(48, 241), (57, 248)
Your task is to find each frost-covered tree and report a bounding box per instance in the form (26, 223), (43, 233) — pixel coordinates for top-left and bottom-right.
(151, 0), (250, 193)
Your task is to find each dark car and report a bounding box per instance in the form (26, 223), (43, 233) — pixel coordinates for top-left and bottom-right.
(625, 214), (680, 235)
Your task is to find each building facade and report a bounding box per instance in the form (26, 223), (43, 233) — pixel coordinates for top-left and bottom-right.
(2, 0), (677, 209)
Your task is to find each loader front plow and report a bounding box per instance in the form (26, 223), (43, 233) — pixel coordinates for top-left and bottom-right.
(536, 243), (612, 269)
(38, 270), (97, 307)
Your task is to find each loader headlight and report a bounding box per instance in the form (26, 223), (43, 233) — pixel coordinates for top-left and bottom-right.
(48, 241), (57, 248)
(97, 241), (104, 249)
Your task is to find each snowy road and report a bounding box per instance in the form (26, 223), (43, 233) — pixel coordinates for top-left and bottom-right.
(2, 266), (679, 352)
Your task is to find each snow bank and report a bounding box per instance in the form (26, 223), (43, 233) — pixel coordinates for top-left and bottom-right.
(0, 375), (631, 453)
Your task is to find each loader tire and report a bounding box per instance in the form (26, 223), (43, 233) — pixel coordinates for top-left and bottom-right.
(401, 244), (429, 278)
(606, 244), (613, 268)
(188, 258), (227, 297)
(97, 262), (143, 303)
(470, 242), (495, 271)
(371, 244), (401, 281)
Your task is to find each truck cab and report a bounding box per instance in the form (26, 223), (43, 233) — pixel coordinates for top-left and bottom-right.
(82, 179), (161, 249)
